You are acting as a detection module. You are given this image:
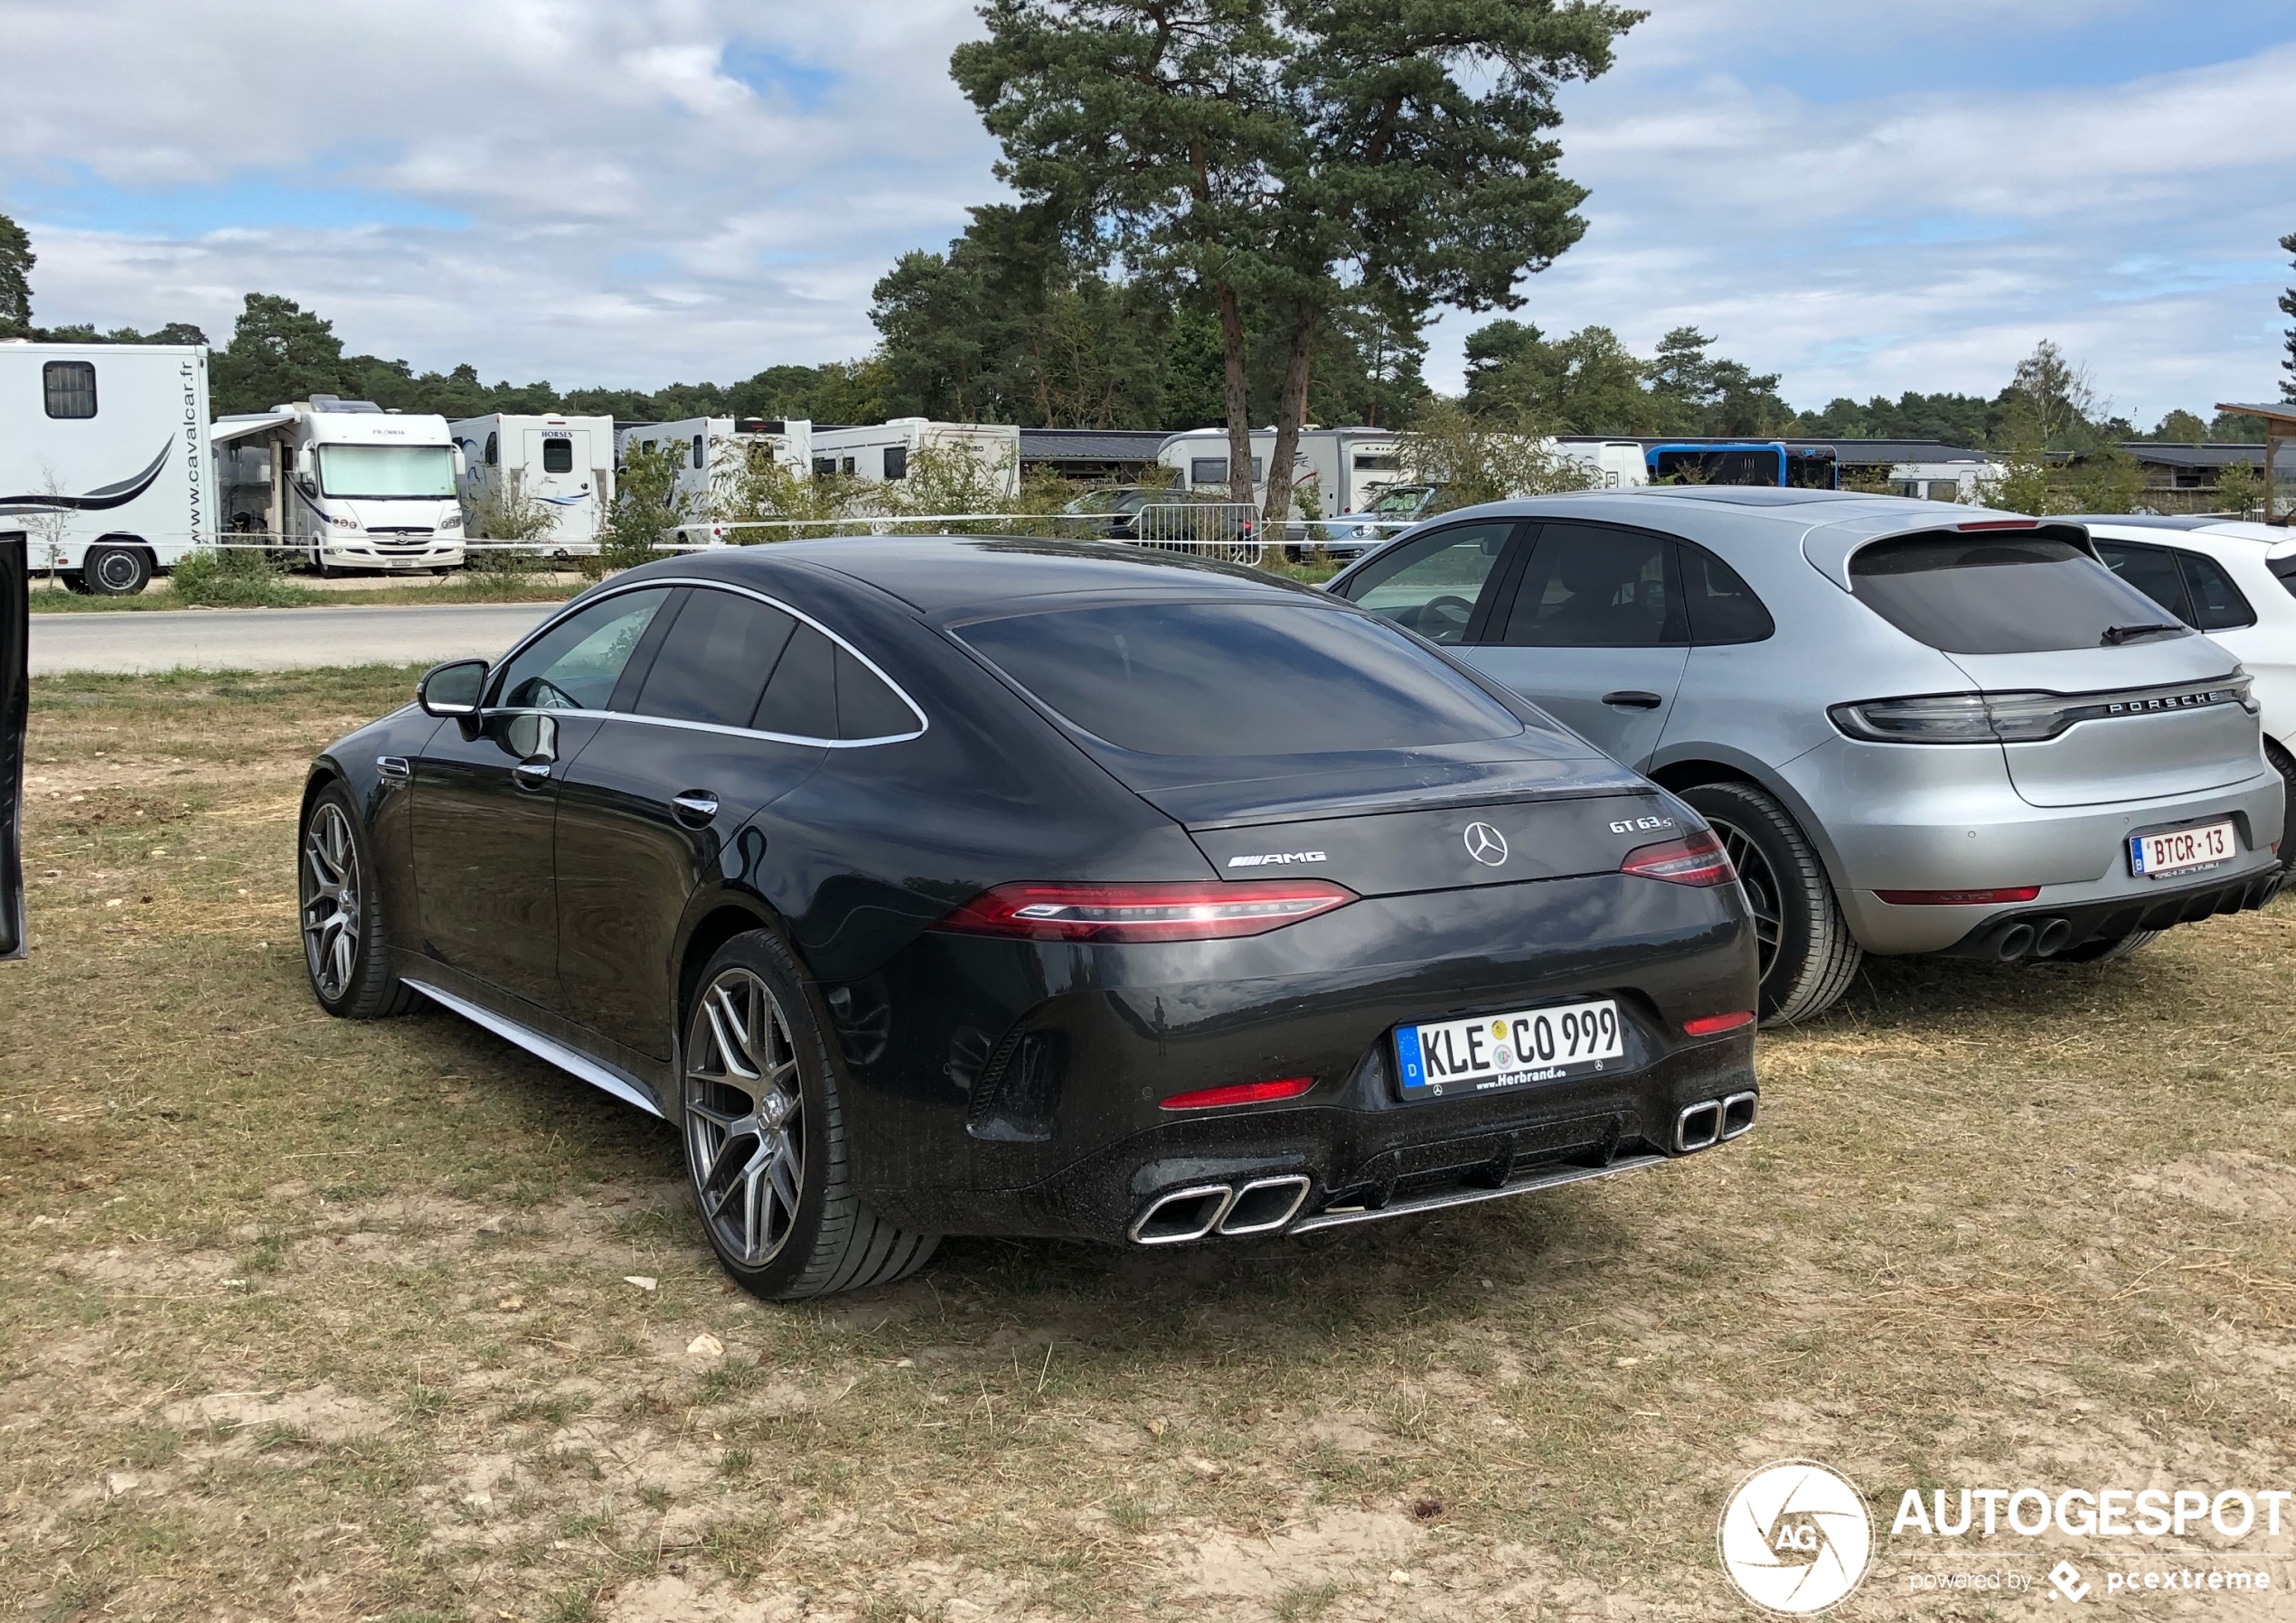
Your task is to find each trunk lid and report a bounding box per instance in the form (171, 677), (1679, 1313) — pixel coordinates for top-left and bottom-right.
(1947, 643), (2260, 808)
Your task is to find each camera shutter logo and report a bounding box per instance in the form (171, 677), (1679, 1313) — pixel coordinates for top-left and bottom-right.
(1463, 821), (1509, 867)
(1717, 1459), (1874, 1615)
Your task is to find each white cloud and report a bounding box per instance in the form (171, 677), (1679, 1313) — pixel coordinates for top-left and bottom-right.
(3, 0), (2290, 425)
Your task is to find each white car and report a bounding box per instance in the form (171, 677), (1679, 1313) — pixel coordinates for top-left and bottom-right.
(2081, 516), (2296, 849)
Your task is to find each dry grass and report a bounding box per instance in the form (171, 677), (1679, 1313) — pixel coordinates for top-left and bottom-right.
(2, 669), (2292, 1621)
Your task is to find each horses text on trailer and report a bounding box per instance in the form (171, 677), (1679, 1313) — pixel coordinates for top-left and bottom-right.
(451, 413), (616, 554)
(212, 397), (466, 575)
(0, 340), (211, 596)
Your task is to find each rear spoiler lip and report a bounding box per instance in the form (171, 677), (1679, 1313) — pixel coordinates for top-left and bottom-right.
(1801, 515), (2095, 592)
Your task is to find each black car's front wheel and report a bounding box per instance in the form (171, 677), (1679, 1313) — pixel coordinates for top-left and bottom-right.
(299, 783), (419, 1018)
(681, 931), (938, 1299)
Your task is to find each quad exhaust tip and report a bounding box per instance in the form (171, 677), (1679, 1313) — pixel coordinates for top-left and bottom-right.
(1130, 1173), (1314, 1245)
(1678, 1091), (1758, 1153)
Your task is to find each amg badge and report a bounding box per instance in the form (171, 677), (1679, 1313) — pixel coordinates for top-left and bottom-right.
(1228, 850), (1328, 868)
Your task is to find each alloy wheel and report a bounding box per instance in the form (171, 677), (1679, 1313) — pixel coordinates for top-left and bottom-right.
(683, 968), (806, 1268)
(301, 802), (362, 1001)
(1709, 816), (1783, 982)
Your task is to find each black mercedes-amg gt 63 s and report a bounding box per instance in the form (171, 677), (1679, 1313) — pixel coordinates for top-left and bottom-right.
(298, 539), (1759, 1299)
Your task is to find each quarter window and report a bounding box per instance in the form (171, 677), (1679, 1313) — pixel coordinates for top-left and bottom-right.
(42, 361), (97, 418)
(833, 645), (919, 740)
(751, 623), (838, 738)
(495, 588), (674, 711)
(2177, 551), (2255, 632)
(1337, 521), (1515, 645)
(2095, 542), (2188, 623)
(1680, 541), (1775, 645)
(633, 589), (796, 727)
(1500, 522), (1684, 648)
(542, 436), (574, 474)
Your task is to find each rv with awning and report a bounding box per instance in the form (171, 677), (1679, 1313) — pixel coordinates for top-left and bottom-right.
(0, 340), (211, 596)
(212, 396), (466, 575)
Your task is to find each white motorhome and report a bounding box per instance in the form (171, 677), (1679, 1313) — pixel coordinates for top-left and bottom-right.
(616, 417), (814, 516)
(0, 340), (212, 595)
(1550, 439), (1653, 490)
(451, 413), (615, 553)
(809, 418), (1019, 497)
(1888, 459), (2002, 504)
(1156, 427), (1407, 519)
(212, 396), (465, 574)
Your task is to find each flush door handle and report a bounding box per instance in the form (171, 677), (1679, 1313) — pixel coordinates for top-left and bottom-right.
(672, 791), (720, 827)
(1602, 690), (1664, 709)
(511, 759), (553, 789)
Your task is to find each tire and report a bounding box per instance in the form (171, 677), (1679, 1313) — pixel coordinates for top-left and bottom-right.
(681, 931), (939, 1300)
(2268, 738), (2296, 876)
(82, 543), (152, 596)
(1680, 781), (1862, 1027)
(298, 783), (420, 1019)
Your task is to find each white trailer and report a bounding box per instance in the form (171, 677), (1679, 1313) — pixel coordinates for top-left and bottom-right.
(809, 418), (1019, 495)
(1156, 427), (1408, 519)
(0, 340), (212, 595)
(1550, 439), (1653, 490)
(211, 397), (465, 575)
(615, 417), (814, 516)
(1888, 459), (2001, 504)
(451, 413), (615, 553)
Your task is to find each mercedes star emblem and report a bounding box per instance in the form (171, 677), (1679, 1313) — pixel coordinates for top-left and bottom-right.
(1463, 821), (1510, 867)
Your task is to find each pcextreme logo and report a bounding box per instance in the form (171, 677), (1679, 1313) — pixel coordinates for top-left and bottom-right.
(1718, 1459), (1876, 1615)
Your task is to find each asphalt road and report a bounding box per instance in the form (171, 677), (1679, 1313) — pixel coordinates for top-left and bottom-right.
(29, 603), (559, 675)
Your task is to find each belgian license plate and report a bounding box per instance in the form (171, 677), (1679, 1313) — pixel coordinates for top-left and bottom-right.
(1395, 999), (1624, 1101)
(2129, 820), (2236, 879)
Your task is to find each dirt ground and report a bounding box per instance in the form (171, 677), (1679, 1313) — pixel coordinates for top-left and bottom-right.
(1, 667), (2291, 1621)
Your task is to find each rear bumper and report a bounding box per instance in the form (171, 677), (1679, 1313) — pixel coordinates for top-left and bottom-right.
(1935, 866), (2282, 961)
(828, 871), (1759, 1243)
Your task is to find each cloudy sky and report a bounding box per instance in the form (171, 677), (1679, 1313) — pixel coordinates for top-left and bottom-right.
(4, 0), (2292, 425)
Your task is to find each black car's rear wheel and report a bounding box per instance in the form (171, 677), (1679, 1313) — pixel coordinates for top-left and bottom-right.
(1680, 781), (1861, 1027)
(681, 932), (937, 1299)
(299, 784), (419, 1018)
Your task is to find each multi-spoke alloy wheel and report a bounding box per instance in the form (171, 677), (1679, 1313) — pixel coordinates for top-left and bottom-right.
(302, 801), (362, 1001)
(684, 968), (807, 1269)
(1708, 817), (1782, 983)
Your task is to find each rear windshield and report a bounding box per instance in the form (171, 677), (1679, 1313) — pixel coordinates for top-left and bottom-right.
(955, 600), (1523, 756)
(1849, 534), (2192, 654)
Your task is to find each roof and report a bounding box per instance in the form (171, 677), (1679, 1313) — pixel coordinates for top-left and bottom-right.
(2117, 442), (2267, 469)
(1552, 435), (1986, 464)
(1017, 428), (1170, 464)
(2216, 401), (2296, 429)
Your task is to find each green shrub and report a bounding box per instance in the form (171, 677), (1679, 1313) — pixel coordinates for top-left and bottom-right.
(167, 547), (320, 608)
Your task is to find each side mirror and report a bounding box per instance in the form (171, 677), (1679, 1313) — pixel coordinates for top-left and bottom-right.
(418, 659), (488, 718)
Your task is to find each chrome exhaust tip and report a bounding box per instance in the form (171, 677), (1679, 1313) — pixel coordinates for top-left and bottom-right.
(1995, 922), (2037, 962)
(1218, 1174), (1313, 1236)
(2033, 917), (2073, 957)
(1676, 1100), (1723, 1153)
(1719, 1090), (1757, 1140)
(1129, 1184), (1235, 1246)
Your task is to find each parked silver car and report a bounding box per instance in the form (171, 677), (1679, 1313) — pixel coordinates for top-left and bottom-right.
(1326, 489), (2286, 1023)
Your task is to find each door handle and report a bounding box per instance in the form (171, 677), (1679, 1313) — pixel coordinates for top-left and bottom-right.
(375, 755), (410, 783)
(512, 759), (553, 789)
(672, 791), (720, 826)
(1601, 690), (1664, 709)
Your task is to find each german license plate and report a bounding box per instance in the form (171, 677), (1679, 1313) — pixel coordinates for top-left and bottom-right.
(1395, 999), (1624, 1101)
(2129, 819), (2236, 879)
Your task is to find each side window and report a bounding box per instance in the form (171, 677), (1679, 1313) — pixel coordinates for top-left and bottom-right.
(813, 456), (836, 477)
(2271, 554), (2296, 603)
(2178, 551), (2254, 632)
(485, 432), (498, 467)
(495, 588), (673, 711)
(691, 435), (705, 470)
(1680, 541), (1775, 645)
(1500, 522), (1684, 648)
(2095, 542), (2190, 624)
(750, 623), (838, 738)
(43, 361), (97, 419)
(1337, 521), (1517, 646)
(633, 589), (797, 727)
(541, 436), (574, 474)
(883, 446), (908, 481)
(834, 644), (921, 740)
(1187, 456), (1265, 486)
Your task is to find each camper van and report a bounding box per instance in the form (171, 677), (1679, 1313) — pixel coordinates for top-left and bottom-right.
(1155, 427), (1407, 520)
(807, 418), (1019, 496)
(0, 340), (212, 595)
(1888, 458), (2001, 504)
(616, 417), (814, 517)
(451, 413), (615, 553)
(212, 397), (465, 575)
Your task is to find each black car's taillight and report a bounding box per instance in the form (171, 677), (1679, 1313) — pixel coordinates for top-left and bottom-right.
(936, 880), (1357, 943)
(1620, 829), (1736, 887)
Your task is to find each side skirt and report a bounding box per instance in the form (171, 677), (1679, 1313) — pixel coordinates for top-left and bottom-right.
(402, 975), (664, 1121)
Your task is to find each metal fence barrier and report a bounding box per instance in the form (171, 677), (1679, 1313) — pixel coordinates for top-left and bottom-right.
(1131, 503), (1263, 565)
